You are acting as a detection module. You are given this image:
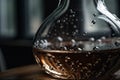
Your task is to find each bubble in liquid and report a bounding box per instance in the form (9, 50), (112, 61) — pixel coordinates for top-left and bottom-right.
(88, 52), (91, 55)
(72, 32), (76, 36)
(89, 37), (95, 42)
(80, 69), (83, 72)
(87, 63), (92, 67)
(58, 64), (63, 69)
(86, 54), (89, 57)
(71, 68), (76, 72)
(82, 66), (88, 70)
(69, 15), (73, 18)
(71, 62), (75, 66)
(46, 53), (53, 58)
(79, 63), (83, 66)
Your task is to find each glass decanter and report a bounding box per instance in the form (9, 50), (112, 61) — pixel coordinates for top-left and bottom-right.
(33, 0), (120, 80)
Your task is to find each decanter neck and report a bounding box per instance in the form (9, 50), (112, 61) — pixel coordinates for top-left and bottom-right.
(58, 0), (96, 11)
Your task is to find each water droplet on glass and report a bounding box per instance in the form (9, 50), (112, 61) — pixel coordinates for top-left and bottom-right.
(60, 26), (64, 28)
(66, 33), (69, 35)
(73, 25), (77, 28)
(83, 32), (87, 36)
(64, 47), (68, 50)
(78, 48), (82, 51)
(36, 40), (40, 43)
(76, 60), (79, 63)
(101, 36), (106, 40)
(76, 18), (79, 21)
(66, 22), (69, 24)
(57, 36), (63, 42)
(70, 9), (74, 13)
(75, 29), (79, 33)
(69, 15), (72, 18)
(111, 32), (115, 36)
(72, 14), (75, 17)
(91, 20), (96, 24)
(71, 39), (76, 46)
(93, 13), (97, 17)
(65, 18), (68, 20)
(62, 19), (66, 22)
(57, 20), (61, 23)
(93, 46), (99, 50)
(115, 40), (120, 47)
(70, 22), (74, 24)
(97, 39), (102, 43)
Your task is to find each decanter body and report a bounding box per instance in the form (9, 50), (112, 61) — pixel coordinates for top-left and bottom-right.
(33, 0), (120, 80)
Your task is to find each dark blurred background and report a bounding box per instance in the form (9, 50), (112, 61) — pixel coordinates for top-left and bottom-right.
(0, 0), (58, 71)
(0, 0), (120, 71)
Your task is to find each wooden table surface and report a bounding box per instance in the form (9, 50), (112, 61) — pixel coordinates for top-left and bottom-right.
(0, 64), (120, 80)
(0, 64), (57, 80)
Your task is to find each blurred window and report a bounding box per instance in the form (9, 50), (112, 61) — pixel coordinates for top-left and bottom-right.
(0, 0), (44, 39)
(25, 0), (44, 37)
(0, 0), (16, 38)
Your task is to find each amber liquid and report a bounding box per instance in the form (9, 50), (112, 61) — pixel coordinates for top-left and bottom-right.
(33, 45), (120, 80)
